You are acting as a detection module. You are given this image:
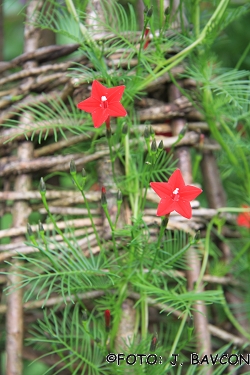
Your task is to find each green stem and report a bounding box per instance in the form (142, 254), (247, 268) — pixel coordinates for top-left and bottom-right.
(193, 0), (200, 39)
(220, 286), (250, 341)
(164, 310), (189, 371)
(141, 293), (148, 339)
(110, 282), (128, 348)
(40, 193), (76, 253)
(203, 87), (238, 166)
(137, 0), (229, 91)
(220, 118), (250, 191)
(147, 216), (169, 278)
(71, 176), (102, 251)
(195, 217), (213, 290)
(235, 41), (250, 70)
(106, 117), (117, 185)
(102, 204), (114, 232)
(65, 0), (99, 51)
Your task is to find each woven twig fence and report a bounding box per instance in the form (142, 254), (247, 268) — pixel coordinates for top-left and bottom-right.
(0, 1), (249, 375)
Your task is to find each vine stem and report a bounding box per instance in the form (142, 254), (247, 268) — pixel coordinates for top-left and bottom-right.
(164, 309), (190, 372)
(147, 215), (169, 279)
(40, 192), (77, 253)
(69, 174), (103, 252)
(138, 0), (230, 91)
(106, 117), (117, 185)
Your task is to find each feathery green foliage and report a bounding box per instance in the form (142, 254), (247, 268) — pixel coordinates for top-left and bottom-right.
(2, 0), (250, 374)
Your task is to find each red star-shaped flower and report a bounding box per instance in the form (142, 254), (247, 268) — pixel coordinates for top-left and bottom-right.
(150, 169), (202, 219)
(237, 205), (250, 228)
(77, 80), (127, 128)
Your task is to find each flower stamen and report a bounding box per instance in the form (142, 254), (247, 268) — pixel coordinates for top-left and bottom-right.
(101, 95), (108, 109)
(172, 187), (180, 201)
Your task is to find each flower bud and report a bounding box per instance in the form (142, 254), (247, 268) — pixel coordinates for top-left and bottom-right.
(150, 335), (158, 351)
(149, 125), (155, 138)
(82, 168), (87, 178)
(117, 190), (122, 202)
(105, 309), (111, 331)
(38, 221), (44, 234)
(101, 186), (107, 206)
(151, 139), (157, 154)
(157, 140), (164, 152)
(39, 177), (46, 193)
(164, 6), (170, 16)
(144, 126), (150, 139)
(194, 230), (200, 242)
(179, 124), (188, 139)
(70, 159), (76, 175)
(146, 6), (153, 18)
(27, 223), (33, 237)
(82, 310), (88, 321)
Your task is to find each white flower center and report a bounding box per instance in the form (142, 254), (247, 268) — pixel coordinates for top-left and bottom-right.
(173, 188), (179, 195)
(101, 96), (107, 102)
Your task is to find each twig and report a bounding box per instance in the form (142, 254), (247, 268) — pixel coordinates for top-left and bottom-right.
(1, 132), (210, 176)
(138, 100), (204, 122)
(6, 141), (33, 375)
(34, 132), (93, 157)
(0, 190), (100, 201)
(0, 217), (102, 239)
(0, 62), (73, 86)
(0, 291), (105, 314)
(0, 91), (61, 124)
(0, 44), (80, 73)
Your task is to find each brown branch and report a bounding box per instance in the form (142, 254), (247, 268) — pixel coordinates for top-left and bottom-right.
(6, 141), (33, 375)
(138, 100), (203, 122)
(0, 291), (105, 314)
(0, 44), (80, 73)
(0, 91), (61, 124)
(0, 190), (100, 202)
(0, 217), (102, 239)
(0, 134), (202, 176)
(0, 62), (72, 86)
(34, 132), (93, 157)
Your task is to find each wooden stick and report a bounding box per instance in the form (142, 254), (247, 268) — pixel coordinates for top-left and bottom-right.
(0, 62), (73, 86)
(0, 217), (102, 239)
(0, 44), (80, 73)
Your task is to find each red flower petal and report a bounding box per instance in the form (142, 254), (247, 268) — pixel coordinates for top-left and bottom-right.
(108, 102), (127, 117)
(181, 185), (203, 201)
(91, 80), (108, 100)
(237, 206), (250, 228)
(150, 182), (172, 199)
(77, 80), (126, 128)
(174, 200), (192, 219)
(104, 309), (111, 328)
(168, 169), (185, 189)
(156, 197), (175, 216)
(77, 97), (100, 113)
(91, 108), (109, 128)
(150, 169), (202, 219)
(107, 85), (125, 102)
